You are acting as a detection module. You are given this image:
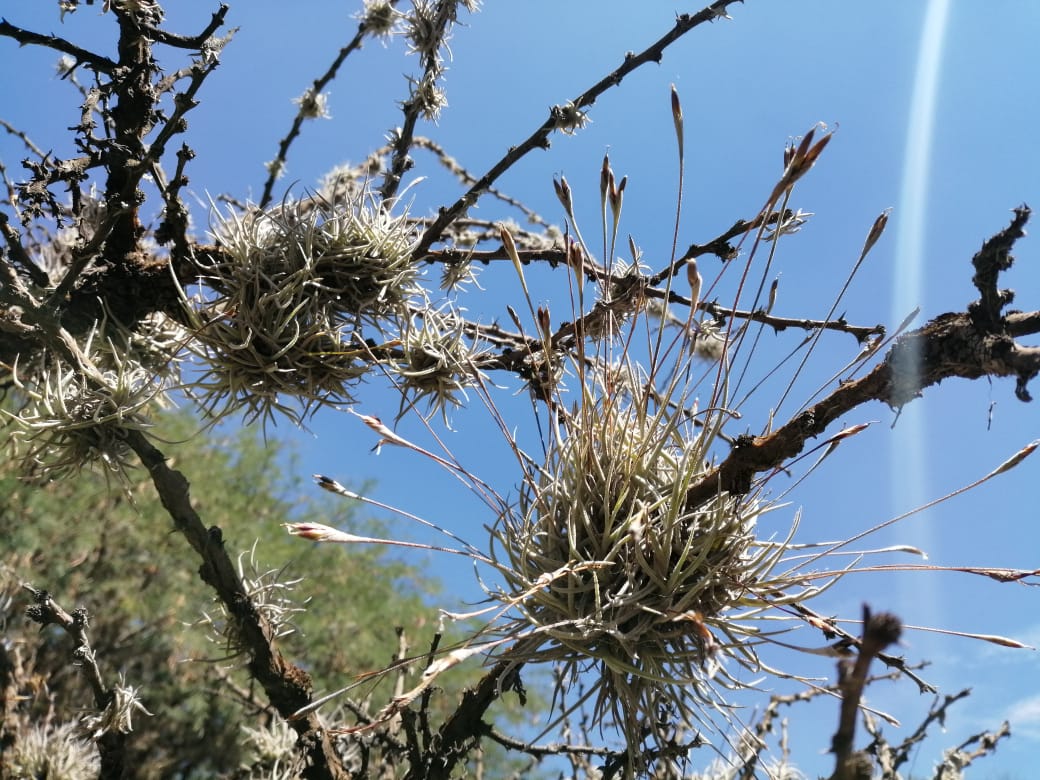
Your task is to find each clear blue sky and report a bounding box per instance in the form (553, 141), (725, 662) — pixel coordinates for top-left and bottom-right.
(3, 2), (1039, 777)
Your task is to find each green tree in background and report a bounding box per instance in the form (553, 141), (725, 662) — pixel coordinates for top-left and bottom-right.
(1, 408), (444, 778)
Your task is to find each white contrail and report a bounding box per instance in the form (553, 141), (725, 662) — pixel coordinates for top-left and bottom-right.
(891, 0), (950, 627)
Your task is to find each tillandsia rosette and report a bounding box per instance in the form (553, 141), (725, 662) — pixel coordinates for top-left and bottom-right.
(488, 379), (805, 758)
(181, 190), (419, 424)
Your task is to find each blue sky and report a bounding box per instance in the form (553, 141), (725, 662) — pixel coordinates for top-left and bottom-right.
(3, 2), (1039, 776)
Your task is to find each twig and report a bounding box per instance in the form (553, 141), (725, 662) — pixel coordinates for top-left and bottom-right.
(380, 0), (466, 202)
(0, 19), (117, 73)
(0, 210), (50, 289)
(259, 8), (383, 208)
(23, 585), (130, 778)
(0, 117), (47, 160)
(139, 3), (230, 49)
(867, 688), (971, 774)
(682, 277), (1039, 511)
(411, 136), (551, 226)
(969, 205), (1030, 332)
(416, 660), (519, 780)
(413, 1), (747, 258)
(829, 605), (902, 780)
(931, 721), (1011, 780)
(484, 727), (614, 761)
(124, 430), (348, 780)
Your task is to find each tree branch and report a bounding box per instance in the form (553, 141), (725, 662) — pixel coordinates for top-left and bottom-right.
(684, 202), (1036, 511)
(413, 0), (748, 258)
(418, 661), (519, 780)
(829, 605), (902, 780)
(23, 585), (130, 778)
(0, 19), (117, 73)
(969, 205), (1029, 332)
(124, 430), (348, 780)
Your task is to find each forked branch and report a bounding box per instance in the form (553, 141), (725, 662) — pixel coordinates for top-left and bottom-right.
(684, 208), (1036, 511)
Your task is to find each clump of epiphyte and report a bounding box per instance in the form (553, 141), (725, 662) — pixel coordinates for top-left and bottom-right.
(89, 304), (187, 381)
(359, 0), (404, 40)
(408, 73), (448, 121)
(7, 345), (167, 483)
(182, 192), (419, 423)
(317, 159), (383, 208)
(80, 676), (152, 739)
(240, 719), (301, 780)
(488, 380), (796, 758)
(552, 100), (591, 135)
(293, 88), (331, 120)
(645, 300), (728, 363)
(393, 304), (483, 423)
(439, 258), (481, 291)
(581, 259), (650, 342)
(26, 187), (109, 285)
(691, 316), (727, 362)
(196, 546), (306, 662)
(2, 722), (99, 780)
(264, 158), (287, 181)
(307, 195), (419, 320)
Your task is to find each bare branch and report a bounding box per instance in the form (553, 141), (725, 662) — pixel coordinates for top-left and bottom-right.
(684, 199), (1035, 510)
(259, 13), (376, 208)
(23, 586), (131, 778)
(969, 205), (1030, 332)
(0, 19), (117, 73)
(413, 1), (748, 258)
(829, 605), (902, 780)
(124, 430), (349, 780)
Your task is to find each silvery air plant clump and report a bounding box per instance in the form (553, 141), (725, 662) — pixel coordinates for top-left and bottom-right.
(181, 188), (420, 424)
(393, 303), (484, 424)
(6, 335), (169, 484)
(488, 357), (807, 764)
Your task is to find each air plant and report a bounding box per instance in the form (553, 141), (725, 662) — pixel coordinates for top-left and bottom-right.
(486, 356), (807, 763)
(392, 303), (485, 423)
(180, 189), (419, 424)
(289, 110), (1036, 778)
(6, 336), (168, 483)
(194, 544), (307, 662)
(2, 722), (99, 780)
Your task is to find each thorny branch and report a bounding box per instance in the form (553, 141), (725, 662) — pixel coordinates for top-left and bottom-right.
(414, 660), (518, 780)
(0, 5), (227, 368)
(125, 429), (348, 780)
(22, 585), (130, 778)
(379, 0), (466, 203)
(829, 606), (902, 780)
(258, 5), (387, 209)
(682, 206), (1038, 512)
(863, 688), (1012, 780)
(0, 19), (118, 73)
(412, 0), (747, 258)
(865, 688), (970, 775)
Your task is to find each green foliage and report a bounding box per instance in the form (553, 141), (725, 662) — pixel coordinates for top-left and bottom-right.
(0, 407), (438, 778)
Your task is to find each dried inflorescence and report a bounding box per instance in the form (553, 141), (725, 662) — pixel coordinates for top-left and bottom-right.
(489, 378), (799, 757)
(182, 191), (420, 423)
